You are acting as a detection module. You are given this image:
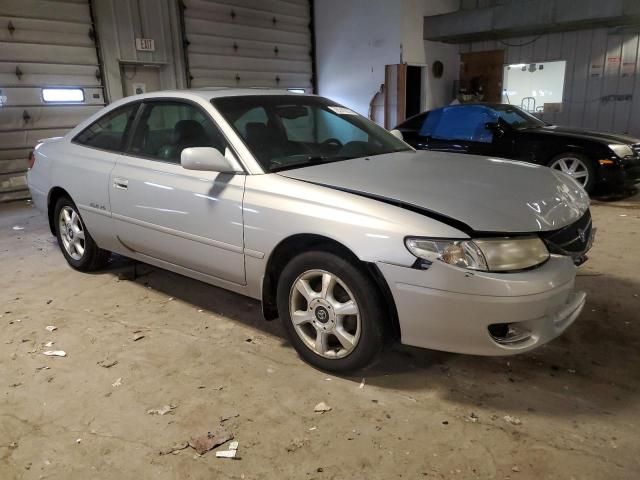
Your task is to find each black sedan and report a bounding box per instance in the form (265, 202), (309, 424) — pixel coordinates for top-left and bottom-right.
(395, 104), (640, 194)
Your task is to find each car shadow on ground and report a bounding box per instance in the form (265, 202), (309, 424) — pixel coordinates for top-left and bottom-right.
(591, 186), (638, 204)
(98, 254), (640, 418)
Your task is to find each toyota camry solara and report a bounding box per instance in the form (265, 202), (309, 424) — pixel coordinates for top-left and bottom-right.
(27, 89), (594, 372)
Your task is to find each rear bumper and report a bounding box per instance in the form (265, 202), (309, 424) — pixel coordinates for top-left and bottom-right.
(377, 255), (584, 356)
(28, 183), (47, 213)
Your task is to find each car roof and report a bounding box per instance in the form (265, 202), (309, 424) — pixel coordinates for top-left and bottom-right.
(129, 87), (310, 101)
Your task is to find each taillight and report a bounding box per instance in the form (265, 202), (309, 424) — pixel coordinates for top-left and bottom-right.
(28, 150), (36, 169)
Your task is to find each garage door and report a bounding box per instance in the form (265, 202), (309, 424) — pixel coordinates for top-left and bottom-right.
(181, 0), (314, 91)
(0, 0), (105, 202)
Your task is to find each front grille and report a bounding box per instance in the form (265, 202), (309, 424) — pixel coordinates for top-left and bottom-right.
(632, 144), (640, 157)
(540, 210), (593, 257)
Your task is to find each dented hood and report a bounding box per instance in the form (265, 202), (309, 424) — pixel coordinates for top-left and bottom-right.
(277, 151), (590, 233)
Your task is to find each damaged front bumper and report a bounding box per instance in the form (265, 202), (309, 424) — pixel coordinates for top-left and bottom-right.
(378, 255), (585, 356)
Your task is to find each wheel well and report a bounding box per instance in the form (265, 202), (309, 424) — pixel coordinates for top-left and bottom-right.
(47, 187), (71, 235)
(261, 234), (400, 341)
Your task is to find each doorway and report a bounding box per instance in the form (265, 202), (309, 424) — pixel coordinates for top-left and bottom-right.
(459, 50), (505, 103)
(384, 64), (428, 129)
(120, 64), (162, 97)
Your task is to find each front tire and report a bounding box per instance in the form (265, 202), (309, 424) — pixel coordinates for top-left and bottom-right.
(54, 197), (110, 271)
(277, 251), (385, 372)
(548, 152), (596, 193)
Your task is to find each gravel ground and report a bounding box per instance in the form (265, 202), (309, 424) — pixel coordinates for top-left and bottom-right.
(1, 197), (639, 480)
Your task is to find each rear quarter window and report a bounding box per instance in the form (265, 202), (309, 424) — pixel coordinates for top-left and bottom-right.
(73, 103), (139, 152)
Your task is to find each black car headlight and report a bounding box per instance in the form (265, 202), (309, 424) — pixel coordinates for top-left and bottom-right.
(405, 236), (549, 272)
(608, 144), (633, 159)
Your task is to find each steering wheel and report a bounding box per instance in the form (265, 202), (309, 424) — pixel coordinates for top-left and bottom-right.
(320, 138), (343, 148)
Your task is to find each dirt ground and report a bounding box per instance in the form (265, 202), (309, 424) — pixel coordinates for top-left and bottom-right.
(1, 195), (639, 480)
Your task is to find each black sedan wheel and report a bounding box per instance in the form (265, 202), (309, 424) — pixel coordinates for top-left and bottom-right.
(549, 153), (596, 193)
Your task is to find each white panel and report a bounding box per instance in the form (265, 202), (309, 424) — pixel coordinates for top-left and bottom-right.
(0, 42), (98, 65)
(0, 149), (31, 161)
(583, 29), (607, 130)
(598, 34), (623, 132)
(0, 0), (90, 23)
(0, 128), (70, 149)
(190, 70), (312, 88)
(188, 53), (311, 73)
(0, 16), (94, 43)
(0, 105), (102, 130)
(616, 34), (639, 134)
(183, 0), (313, 89)
(0, 159), (30, 174)
(185, 0), (309, 18)
(187, 34), (309, 60)
(568, 30), (592, 128)
(0, 0), (105, 201)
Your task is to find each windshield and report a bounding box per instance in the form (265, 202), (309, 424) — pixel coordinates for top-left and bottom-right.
(492, 105), (546, 130)
(212, 95), (412, 172)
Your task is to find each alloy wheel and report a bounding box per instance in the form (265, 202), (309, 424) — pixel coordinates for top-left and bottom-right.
(289, 269), (361, 359)
(549, 156), (589, 187)
(58, 206), (86, 261)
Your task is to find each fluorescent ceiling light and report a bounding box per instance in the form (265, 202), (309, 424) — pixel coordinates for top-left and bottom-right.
(287, 88), (306, 94)
(42, 88), (84, 103)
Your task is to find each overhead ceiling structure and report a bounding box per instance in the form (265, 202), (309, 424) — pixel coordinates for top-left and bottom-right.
(0, 0), (105, 202)
(424, 0), (640, 43)
(180, 0), (315, 92)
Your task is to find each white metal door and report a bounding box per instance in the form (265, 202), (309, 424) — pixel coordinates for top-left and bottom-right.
(181, 0), (314, 91)
(0, 0), (105, 202)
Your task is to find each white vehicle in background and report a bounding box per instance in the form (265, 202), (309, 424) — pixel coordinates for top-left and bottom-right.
(27, 89), (593, 372)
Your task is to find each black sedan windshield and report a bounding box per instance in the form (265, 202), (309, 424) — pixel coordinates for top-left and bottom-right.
(212, 95), (412, 172)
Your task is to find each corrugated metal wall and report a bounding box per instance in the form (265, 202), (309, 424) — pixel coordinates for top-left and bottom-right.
(460, 28), (640, 137)
(181, 0), (314, 91)
(0, 0), (105, 202)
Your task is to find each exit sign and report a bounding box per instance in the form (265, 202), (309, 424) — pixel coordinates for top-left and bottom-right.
(135, 38), (155, 51)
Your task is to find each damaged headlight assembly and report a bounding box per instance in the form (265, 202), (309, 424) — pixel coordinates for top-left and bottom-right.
(405, 236), (549, 272)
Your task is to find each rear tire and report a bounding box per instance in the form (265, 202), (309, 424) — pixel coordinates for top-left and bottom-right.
(54, 197), (110, 271)
(548, 152), (596, 194)
(277, 250), (385, 372)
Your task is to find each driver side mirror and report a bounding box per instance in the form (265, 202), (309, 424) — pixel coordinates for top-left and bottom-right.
(181, 147), (242, 173)
(485, 122), (504, 136)
(389, 129), (404, 140)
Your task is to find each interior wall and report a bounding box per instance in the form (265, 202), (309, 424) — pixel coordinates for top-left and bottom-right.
(314, 0), (460, 119)
(460, 28), (640, 137)
(313, 0), (403, 116)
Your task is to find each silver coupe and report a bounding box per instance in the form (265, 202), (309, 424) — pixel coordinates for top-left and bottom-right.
(27, 89), (593, 371)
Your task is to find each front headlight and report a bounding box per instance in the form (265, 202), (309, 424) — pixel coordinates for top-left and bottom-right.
(405, 236), (549, 272)
(608, 144), (633, 159)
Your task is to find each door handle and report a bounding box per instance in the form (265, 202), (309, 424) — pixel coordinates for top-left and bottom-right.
(113, 178), (128, 190)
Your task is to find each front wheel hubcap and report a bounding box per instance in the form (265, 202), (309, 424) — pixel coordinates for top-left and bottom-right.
(59, 206), (86, 261)
(550, 157), (589, 187)
(289, 270), (361, 359)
